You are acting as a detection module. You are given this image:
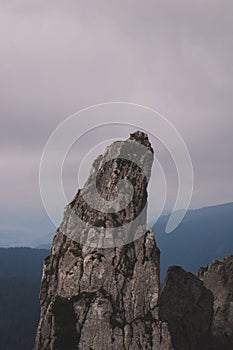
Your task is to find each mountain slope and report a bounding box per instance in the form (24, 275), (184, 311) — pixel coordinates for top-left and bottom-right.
(155, 202), (233, 282)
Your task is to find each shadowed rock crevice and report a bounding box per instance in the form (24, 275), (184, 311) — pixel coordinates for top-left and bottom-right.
(52, 297), (79, 350)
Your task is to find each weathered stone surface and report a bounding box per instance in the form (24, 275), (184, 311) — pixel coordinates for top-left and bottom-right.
(197, 255), (233, 349)
(66, 130), (154, 248)
(35, 230), (167, 349)
(34, 130), (233, 349)
(159, 266), (214, 350)
(34, 131), (173, 350)
(159, 257), (233, 350)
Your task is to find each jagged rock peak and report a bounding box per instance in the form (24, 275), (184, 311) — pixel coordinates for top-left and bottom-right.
(62, 130), (154, 248)
(129, 130), (154, 152)
(34, 132), (173, 350)
(34, 129), (233, 350)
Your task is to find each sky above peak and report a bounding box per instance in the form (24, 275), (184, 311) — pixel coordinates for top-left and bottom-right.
(0, 0), (233, 238)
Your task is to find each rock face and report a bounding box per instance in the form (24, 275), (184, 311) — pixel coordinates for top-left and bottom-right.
(65, 131), (154, 248)
(197, 255), (233, 349)
(34, 130), (233, 349)
(159, 258), (233, 350)
(34, 131), (173, 350)
(159, 267), (214, 350)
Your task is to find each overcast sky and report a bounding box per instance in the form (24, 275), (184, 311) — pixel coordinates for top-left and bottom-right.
(0, 0), (233, 237)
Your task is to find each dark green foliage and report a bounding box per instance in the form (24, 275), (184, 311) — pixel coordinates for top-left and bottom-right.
(0, 247), (48, 277)
(0, 247), (48, 350)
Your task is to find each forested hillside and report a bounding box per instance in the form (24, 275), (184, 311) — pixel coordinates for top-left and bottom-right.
(0, 248), (48, 350)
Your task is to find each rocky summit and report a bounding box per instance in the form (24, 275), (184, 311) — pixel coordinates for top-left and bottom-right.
(159, 266), (214, 350)
(35, 131), (233, 350)
(34, 131), (173, 350)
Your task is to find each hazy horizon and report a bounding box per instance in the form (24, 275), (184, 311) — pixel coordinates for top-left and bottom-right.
(1, 0), (233, 240)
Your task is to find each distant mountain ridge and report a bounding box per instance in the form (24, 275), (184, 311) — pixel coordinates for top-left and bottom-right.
(155, 202), (233, 282)
(0, 230), (54, 249)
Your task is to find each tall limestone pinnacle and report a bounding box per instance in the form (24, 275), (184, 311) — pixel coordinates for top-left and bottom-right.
(34, 131), (173, 350)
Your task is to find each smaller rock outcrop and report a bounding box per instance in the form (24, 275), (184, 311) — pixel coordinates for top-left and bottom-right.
(197, 255), (233, 349)
(159, 266), (214, 350)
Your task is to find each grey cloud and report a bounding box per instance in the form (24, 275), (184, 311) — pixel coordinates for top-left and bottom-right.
(0, 0), (232, 230)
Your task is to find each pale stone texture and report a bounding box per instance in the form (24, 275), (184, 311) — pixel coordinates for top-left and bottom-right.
(197, 255), (233, 349)
(34, 132), (173, 350)
(34, 131), (233, 350)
